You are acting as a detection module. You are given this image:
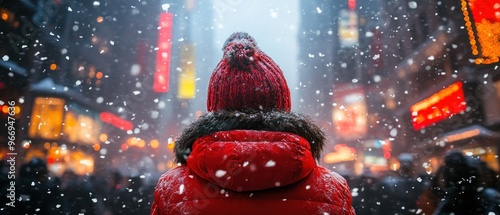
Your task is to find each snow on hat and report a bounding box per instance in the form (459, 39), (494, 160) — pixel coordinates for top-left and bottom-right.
(207, 32), (291, 112)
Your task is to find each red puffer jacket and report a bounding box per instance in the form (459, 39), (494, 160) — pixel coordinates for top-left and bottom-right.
(151, 111), (355, 215)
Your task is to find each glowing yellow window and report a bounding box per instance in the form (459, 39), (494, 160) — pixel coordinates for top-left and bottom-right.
(28, 97), (65, 139)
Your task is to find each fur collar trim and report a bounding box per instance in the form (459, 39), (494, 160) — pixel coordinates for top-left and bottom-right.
(174, 110), (325, 164)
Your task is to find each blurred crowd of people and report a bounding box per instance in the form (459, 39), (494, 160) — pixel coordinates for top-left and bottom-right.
(347, 150), (500, 215)
(2, 149), (500, 214)
(0, 157), (155, 215)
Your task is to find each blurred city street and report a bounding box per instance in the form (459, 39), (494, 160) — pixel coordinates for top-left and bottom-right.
(1, 0), (500, 214)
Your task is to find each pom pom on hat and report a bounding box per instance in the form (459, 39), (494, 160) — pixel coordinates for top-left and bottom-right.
(207, 32), (291, 112)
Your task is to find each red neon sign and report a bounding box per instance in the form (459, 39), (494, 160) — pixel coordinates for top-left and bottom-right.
(100, 112), (133, 131)
(153, 12), (173, 92)
(410, 82), (467, 131)
(461, 0), (500, 64)
(323, 144), (357, 164)
(348, 0), (356, 10)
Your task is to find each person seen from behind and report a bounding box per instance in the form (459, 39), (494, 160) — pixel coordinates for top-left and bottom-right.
(433, 150), (500, 215)
(3, 157), (66, 215)
(151, 32), (355, 215)
(374, 153), (424, 215)
(416, 166), (445, 215)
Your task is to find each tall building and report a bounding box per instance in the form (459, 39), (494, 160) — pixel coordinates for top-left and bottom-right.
(11, 0), (158, 176)
(0, 0), (191, 178)
(1, 0), (216, 177)
(388, 0), (500, 172)
(0, 0), (40, 164)
(297, 0), (338, 122)
(298, 0), (391, 174)
(298, 0), (500, 174)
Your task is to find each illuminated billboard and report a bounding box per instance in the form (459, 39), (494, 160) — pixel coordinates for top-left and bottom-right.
(410, 82), (467, 131)
(178, 43), (196, 99)
(153, 12), (174, 92)
(28, 97), (65, 139)
(28, 98), (107, 145)
(332, 85), (367, 140)
(323, 144), (356, 164)
(100, 112), (133, 131)
(338, 9), (358, 48)
(460, 0), (500, 64)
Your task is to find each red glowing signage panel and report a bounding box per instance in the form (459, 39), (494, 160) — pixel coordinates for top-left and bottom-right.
(410, 82), (467, 131)
(332, 85), (367, 140)
(100, 112), (133, 131)
(153, 12), (173, 92)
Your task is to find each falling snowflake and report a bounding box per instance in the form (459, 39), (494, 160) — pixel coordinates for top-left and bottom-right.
(215, 170), (227, 177)
(265, 160), (276, 167)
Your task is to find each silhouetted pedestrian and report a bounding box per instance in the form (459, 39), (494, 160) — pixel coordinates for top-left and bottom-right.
(114, 175), (152, 215)
(375, 153), (425, 215)
(434, 150), (500, 215)
(416, 166), (445, 215)
(60, 169), (100, 215)
(351, 168), (379, 215)
(4, 157), (66, 215)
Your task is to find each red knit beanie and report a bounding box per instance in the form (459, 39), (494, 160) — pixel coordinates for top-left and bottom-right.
(207, 32), (291, 112)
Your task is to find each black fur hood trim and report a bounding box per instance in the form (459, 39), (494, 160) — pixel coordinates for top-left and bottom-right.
(174, 110), (326, 164)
